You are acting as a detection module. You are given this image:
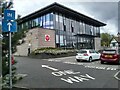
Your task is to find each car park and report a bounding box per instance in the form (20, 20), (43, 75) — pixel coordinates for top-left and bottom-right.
(100, 49), (120, 64)
(76, 49), (101, 62)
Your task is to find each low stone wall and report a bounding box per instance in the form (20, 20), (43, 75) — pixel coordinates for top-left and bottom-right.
(30, 52), (76, 59)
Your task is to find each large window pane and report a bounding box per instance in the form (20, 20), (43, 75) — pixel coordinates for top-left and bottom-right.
(59, 15), (63, 30)
(83, 23), (85, 34)
(56, 35), (59, 43)
(60, 35), (64, 46)
(39, 16), (43, 27)
(59, 15), (63, 23)
(43, 15), (46, 28)
(56, 14), (59, 22)
(45, 14), (50, 29)
(50, 13), (53, 21)
(55, 14), (59, 29)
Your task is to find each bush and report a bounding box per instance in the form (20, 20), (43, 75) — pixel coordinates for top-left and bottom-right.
(32, 47), (76, 56)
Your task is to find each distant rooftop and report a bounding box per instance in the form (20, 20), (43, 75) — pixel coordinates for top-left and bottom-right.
(113, 37), (120, 43)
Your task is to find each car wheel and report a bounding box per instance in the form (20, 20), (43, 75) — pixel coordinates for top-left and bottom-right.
(76, 59), (80, 62)
(89, 57), (92, 62)
(101, 61), (104, 64)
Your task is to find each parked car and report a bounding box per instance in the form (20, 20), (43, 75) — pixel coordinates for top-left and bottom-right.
(100, 49), (120, 64)
(76, 49), (101, 62)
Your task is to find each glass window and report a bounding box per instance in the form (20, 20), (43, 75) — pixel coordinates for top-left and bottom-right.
(60, 35), (64, 46)
(39, 16), (43, 27)
(66, 18), (70, 32)
(50, 13), (53, 21)
(80, 22), (83, 34)
(83, 23), (85, 34)
(78, 50), (87, 53)
(64, 25), (66, 31)
(59, 15), (63, 23)
(56, 35), (59, 43)
(46, 14), (49, 21)
(31, 20), (34, 27)
(71, 26), (74, 33)
(96, 27), (100, 36)
(94, 27), (97, 36)
(71, 21), (74, 27)
(56, 14), (59, 22)
(59, 15), (63, 30)
(45, 14), (50, 29)
(85, 24), (91, 35)
(91, 26), (94, 35)
(113, 43), (115, 46)
(71, 21), (74, 33)
(90, 25), (92, 35)
(63, 18), (66, 25)
(33, 18), (39, 27)
(75, 21), (80, 34)
(43, 15), (46, 28)
(103, 50), (116, 54)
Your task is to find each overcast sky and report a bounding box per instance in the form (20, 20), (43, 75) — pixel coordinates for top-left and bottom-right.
(8, 0), (119, 35)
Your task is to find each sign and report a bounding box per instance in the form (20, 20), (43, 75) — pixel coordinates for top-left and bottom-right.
(3, 9), (16, 89)
(2, 20), (17, 32)
(45, 34), (50, 41)
(4, 9), (15, 20)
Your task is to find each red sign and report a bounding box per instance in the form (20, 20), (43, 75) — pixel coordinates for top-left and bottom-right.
(45, 34), (50, 41)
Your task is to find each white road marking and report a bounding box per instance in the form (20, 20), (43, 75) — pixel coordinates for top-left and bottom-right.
(48, 59), (61, 62)
(52, 70), (80, 77)
(42, 64), (95, 84)
(47, 59), (117, 71)
(114, 71), (120, 80)
(60, 74), (95, 84)
(42, 65), (59, 71)
(17, 74), (27, 77)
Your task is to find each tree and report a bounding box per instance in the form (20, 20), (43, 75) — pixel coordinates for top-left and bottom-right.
(101, 33), (112, 47)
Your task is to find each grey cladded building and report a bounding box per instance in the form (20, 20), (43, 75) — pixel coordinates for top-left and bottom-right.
(17, 2), (106, 50)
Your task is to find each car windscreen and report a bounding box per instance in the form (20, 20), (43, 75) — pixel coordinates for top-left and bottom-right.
(102, 50), (116, 54)
(78, 50), (87, 53)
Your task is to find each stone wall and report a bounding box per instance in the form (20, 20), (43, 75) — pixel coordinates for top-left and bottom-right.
(38, 28), (55, 48)
(14, 28), (55, 56)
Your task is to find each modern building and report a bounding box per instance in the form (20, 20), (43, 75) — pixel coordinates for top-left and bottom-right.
(17, 2), (106, 51)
